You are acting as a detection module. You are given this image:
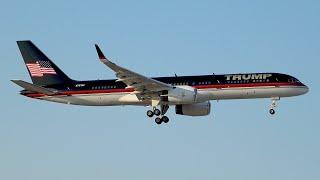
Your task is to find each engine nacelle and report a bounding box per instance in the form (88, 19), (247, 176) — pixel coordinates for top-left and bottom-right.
(167, 86), (197, 104)
(175, 101), (211, 116)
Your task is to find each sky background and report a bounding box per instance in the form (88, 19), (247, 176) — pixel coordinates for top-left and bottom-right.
(0, 0), (319, 179)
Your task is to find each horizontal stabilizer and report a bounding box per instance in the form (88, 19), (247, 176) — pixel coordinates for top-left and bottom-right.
(11, 80), (58, 95)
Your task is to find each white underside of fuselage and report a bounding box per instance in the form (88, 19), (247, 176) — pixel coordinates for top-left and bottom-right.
(35, 85), (308, 106)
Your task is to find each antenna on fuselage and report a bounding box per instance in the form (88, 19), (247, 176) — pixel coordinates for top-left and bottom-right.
(212, 73), (220, 83)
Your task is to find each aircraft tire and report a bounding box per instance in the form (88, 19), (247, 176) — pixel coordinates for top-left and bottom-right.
(162, 116), (169, 123)
(154, 109), (161, 116)
(147, 110), (154, 117)
(269, 109), (275, 115)
(155, 117), (162, 124)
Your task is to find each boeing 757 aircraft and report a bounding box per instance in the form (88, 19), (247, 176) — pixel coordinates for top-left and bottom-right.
(12, 41), (309, 124)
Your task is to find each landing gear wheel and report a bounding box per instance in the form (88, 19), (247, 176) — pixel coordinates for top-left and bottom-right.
(269, 109), (275, 115)
(147, 110), (154, 117)
(154, 109), (161, 116)
(155, 117), (162, 124)
(162, 116), (169, 123)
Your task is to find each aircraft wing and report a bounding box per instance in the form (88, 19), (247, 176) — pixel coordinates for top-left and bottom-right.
(95, 44), (173, 99)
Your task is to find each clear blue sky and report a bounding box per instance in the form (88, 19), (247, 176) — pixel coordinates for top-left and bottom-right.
(1, 0), (319, 179)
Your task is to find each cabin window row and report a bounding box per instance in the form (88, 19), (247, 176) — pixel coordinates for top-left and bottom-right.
(171, 82), (213, 86)
(172, 82), (189, 86)
(198, 81), (212, 85)
(226, 79), (270, 84)
(253, 79), (270, 83)
(92, 86), (117, 90)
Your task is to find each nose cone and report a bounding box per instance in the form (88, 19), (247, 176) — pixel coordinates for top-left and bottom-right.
(302, 85), (309, 95)
(298, 81), (309, 95)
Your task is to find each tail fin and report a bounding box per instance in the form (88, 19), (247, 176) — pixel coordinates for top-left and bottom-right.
(17, 40), (73, 86)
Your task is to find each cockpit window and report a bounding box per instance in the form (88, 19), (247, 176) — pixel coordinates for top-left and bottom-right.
(288, 78), (300, 83)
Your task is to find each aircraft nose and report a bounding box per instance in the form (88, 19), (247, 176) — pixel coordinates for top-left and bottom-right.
(302, 84), (309, 95)
(303, 85), (309, 94)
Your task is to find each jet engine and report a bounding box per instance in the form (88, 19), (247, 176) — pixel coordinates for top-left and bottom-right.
(175, 101), (211, 116)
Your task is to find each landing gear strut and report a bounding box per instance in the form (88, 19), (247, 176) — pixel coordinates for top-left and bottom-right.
(269, 97), (279, 115)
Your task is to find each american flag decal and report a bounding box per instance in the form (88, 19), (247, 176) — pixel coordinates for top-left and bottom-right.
(26, 61), (57, 77)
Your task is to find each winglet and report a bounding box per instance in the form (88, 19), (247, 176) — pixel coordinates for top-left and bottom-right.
(95, 44), (107, 60)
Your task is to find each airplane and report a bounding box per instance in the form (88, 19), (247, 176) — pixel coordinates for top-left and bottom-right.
(12, 40), (309, 124)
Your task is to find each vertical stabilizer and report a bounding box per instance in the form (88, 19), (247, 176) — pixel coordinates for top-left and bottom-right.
(17, 40), (72, 86)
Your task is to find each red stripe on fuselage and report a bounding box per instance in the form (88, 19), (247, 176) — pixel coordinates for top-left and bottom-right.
(24, 82), (303, 98)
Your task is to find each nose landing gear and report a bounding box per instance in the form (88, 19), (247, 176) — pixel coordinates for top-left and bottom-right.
(269, 97), (280, 115)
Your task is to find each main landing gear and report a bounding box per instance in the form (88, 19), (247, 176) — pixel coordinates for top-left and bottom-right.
(269, 97), (280, 115)
(146, 105), (170, 125)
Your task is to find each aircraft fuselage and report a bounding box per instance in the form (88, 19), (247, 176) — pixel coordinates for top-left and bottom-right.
(21, 73), (308, 106)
